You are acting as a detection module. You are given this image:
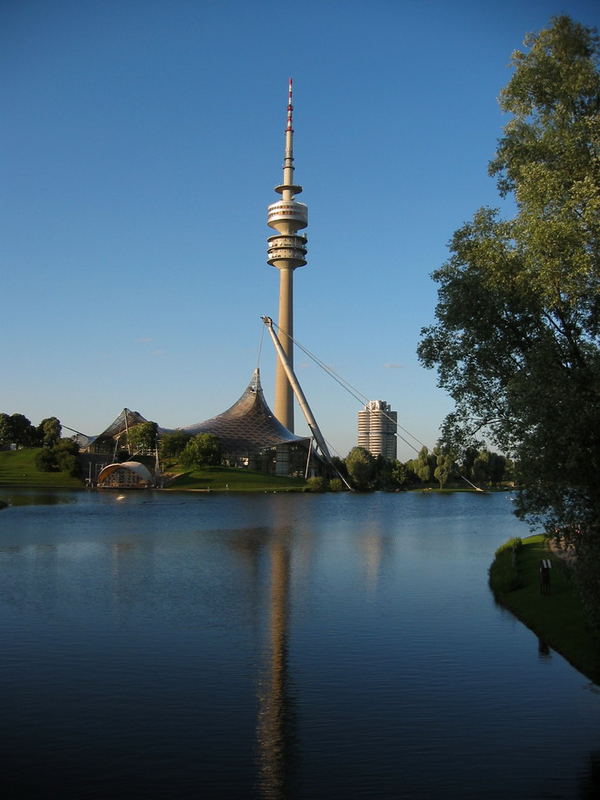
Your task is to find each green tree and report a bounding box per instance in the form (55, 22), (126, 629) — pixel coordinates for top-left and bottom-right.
(459, 446), (479, 481)
(488, 452), (507, 486)
(330, 456), (348, 480)
(418, 16), (600, 623)
(34, 439), (81, 476)
(399, 459), (419, 487)
(9, 414), (35, 448)
(0, 413), (14, 448)
(38, 417), (61, 448)
(391, 460), (410, 489)
(472, 450), (490, 486)
(413, 446), (434, 484)
(180, 434), (222, 468)
(159, 430), (191, 460)
(53, 439), (81, 476)
(373, 454), (395, 490)
(433, 446), (455, 490)
(345, 447), (376, 490)
(127, 422), (158, 454)
(35, 448), (58, 472)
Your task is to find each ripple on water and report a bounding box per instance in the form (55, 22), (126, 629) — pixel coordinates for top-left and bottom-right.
(0, 490), (598, 799)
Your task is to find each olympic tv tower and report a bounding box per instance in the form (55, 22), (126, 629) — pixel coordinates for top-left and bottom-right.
(267, 79), (308, 432)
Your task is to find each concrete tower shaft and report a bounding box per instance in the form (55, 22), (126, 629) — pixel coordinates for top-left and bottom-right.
(267, 79), (308, 432)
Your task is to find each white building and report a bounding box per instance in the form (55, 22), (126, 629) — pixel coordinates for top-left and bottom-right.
(357, 400), (397, 461)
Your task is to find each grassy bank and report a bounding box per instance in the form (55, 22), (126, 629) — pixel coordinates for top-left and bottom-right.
(0, 449), (83, 489)
(0, 450), (307, 492)
(164, 464), (308, 492)
(489, 534), (600, 683)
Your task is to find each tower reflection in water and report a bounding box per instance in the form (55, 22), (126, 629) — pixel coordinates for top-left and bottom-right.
(223, 497), (300, 798)
(256, 523), (295, 799)
(248, 497), (389, 798)
(253, 493), (311, 800)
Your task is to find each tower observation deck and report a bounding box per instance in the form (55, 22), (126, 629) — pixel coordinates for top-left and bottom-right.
(267, 78), (308, 433)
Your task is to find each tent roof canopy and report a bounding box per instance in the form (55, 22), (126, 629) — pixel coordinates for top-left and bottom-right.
(77, 371), (309, 457)
(182, 369), (309, 453)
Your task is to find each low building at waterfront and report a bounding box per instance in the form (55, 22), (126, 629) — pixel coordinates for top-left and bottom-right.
(97, 461), (154, 489)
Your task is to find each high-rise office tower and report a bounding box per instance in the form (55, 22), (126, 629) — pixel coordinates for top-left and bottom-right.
(267, 79), (308, 433)
(358, 401), (398, 461)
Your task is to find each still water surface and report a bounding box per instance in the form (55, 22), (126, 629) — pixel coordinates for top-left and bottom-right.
(0, 489), (599, 799)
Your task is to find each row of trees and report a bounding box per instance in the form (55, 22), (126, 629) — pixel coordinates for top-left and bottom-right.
(340, 445), (511, 492)
(128, 426), (512, 489)
(0, 413), (62, 449)
(130, 424), (511, 491)
(118, 425), (222, 469)
(0, 412), (81, 476)
(0, 412), (220, 472)
(3, 409), (510, 489)
(126, 427), (221, 468)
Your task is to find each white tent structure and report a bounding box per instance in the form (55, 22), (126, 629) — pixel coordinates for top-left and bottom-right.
(97, 461), (154, 489)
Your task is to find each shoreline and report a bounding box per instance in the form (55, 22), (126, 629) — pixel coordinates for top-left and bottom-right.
(489, 534), (600, 685)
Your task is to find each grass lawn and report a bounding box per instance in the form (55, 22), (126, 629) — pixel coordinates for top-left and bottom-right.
(0, 448), (83, 488)
(164, 464), (308, 492)
(489, 534), (600, 683)
(0, 451), (307, 492)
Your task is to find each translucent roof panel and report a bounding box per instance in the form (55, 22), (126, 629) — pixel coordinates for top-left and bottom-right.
(183, 369), (309, 452)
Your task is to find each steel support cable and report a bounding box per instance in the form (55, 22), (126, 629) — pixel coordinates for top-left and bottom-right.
(277, 325), (425, 450)
(271, 321), (426, 454)
(265, 318), (482, 490)
(256, 321), (266, 370)
(286, 333), (423, 453)
(287, 335), (484, 491)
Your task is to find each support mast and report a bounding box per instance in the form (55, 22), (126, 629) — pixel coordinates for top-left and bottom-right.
(262, 317), (354, 491)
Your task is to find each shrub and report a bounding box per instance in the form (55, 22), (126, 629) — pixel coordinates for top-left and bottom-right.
(494, 537), (523, 557)
(34, 440), (81, 476)
(306, 476), (327, 492)
(489, 537), (524, 593)
(35, 448), (58, 472)
(328, 478), (346, 492)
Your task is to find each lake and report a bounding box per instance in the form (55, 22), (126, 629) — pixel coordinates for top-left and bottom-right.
(0, 488), (599, 799)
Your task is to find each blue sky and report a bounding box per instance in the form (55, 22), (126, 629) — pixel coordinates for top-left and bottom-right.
(2, 0), (598, 460)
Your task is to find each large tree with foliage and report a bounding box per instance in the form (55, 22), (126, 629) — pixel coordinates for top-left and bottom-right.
(180, 434), (222, 468)
(0, 413), (36, 448)
(345, 447), (376, 490)
(408, 446), (436, 484)
(38, 417), (61, 448)
(127, 422), (158, 454)
(433, 446), (454, 490)
(159, 430), (191, 460)
(0, 413), (13, 448)
(35, 438), (80, 476)
(418, 16), (600, 622)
